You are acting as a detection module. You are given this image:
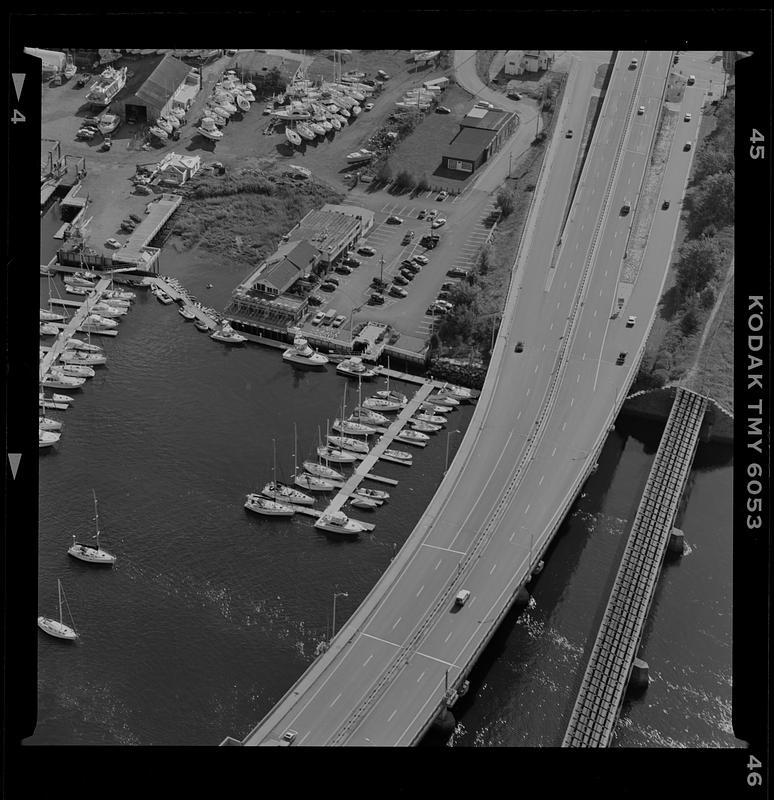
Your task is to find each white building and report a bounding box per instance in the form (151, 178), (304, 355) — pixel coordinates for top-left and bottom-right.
(504, 49), (553, 75)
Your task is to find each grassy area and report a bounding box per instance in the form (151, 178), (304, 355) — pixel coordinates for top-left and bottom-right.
(693, 277), (734, 412)
(475, 50), (498, 86)
(665, 73), (686, 104)
(593, 62), (612, 91)
(170, 171), (343, 264)
(304, 50), (429, 84)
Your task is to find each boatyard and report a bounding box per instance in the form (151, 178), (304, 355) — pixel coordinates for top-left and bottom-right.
(28, 39), (740, 760)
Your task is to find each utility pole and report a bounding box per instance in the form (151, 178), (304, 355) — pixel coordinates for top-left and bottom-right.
(379, 254), (384, 284)
(331, 591), (348, 641)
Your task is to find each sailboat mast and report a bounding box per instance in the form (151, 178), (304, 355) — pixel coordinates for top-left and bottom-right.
(293, 423), (298, 478)
(58, 579), (64, 624)
(93, 489), (100, 545)
(272, 438), (277, 484)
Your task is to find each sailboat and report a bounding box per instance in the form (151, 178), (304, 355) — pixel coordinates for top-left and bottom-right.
(67, 490), (117, 565)
(37, 579), (79, 640)
(261, 438), (315, 506)
(293, 424), (335, 492)
(286, 125), (302, 147)
(244, 493), (295, 517)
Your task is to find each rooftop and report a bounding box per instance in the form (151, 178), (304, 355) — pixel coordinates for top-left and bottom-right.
(460, 107), (513, 132)
(135, 54), (192, 110)
(287, 207), (361, 255)
(444, 127), (499, 162)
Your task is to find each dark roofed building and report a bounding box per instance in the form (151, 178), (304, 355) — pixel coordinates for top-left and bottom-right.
(249, 240), (321, 296)
(443, 105), (517, 174)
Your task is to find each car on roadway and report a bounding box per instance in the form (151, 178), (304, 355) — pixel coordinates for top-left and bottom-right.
(307, 294), (323, 306)
(343, 256), (361, 267)
(626, 315), (637, 327)
(436, 190), (449, 201)
(514, 341), (524, 353)
(454, 589), (471, 606)
(334, 264), (352, 275)
(332, 314), (346, 328)
(637, 106), (645, 115)
(389, 285), (408, 298)
(508, 91), (523, 100)
(662, 200), (670, 210)
(630, 58), (638, 69)
(393, 274), (409, 286)
(565, 129), (573, 138)
(435, 106), (451, 114)
(311, 311), (325, 325)
(684, 141), (692, 151)
(616, 351), (628, 365)
(687, 74), (695, 85)
(417, 209), (427, 220)
(413, 254), (429, 265)
(280, 730), (298, 745)
(377, 69), (390, 80)
(364, 102), (374, 111)
(104, 238), (122, 249)
(684, 112), (692, 122)
(386, 215), (403, 225)
(358, 245), (376, 256)
(621, 200), (631, 215)
(368, 292), (385, 305)
(432, 218), (447, 229)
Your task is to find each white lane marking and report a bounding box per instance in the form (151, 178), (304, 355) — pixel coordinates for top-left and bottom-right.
(415, 650), (457, 668)
(577, 373), (580, 382)
(392, 617), (402, 630)
(363, 654), (374, 667)
(551, 446), (557, 457)
(534, 363), (539, 373)
(330, 692), (342, 707)
(542, 344), (546, 352)
(594, 309), (598, 317)
(570, 397), (575, 407)
(361, 632), (400, 648)
(538, 474), (545, 486)
(395, 676), (448, 744)
(550, 322), (554, 330)
(489, 563), (497, 575)
(509, 531), (516, 542)
(388, 709), (398, 723)
(526, 387), (531, 397)
(434, 558), (442, 570)
(422, 542), (466, 555)
(299, 731), (311, 744)
(416, 585), (425, 597)
(588, 330), (592, 338)
(557, 300), (561, 308)
(563, 281), (567, 289)
(417, 671), (426, 683)
(525, 504), (531, 514)
(445, 631), (453, 643)
(517, 410), (522, 420)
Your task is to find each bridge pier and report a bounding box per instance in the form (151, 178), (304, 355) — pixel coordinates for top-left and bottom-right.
(429, 707), (456, 738)
(668, 527), (685, 555)
(627, 657), (650, 694)
(514, 585), (531, 609)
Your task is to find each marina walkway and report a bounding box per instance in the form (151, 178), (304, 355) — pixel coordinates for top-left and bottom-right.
(40, 278), (111, 377)
(149, 277), (220, 330)
(562, 388), (708, 748)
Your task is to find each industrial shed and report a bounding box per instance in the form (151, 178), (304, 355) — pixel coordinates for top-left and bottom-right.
(112, 55), (196, 124)
(442, 106), (517, 175)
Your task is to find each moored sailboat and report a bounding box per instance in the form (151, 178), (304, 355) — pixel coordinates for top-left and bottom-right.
(37, 579), (79, 640)
(67, 490), (117, 565)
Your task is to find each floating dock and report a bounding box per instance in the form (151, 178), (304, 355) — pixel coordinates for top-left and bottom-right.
(150, 277), (220, 331)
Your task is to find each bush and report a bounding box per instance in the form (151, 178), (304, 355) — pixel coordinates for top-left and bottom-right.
(675, 237), (723, 294)
(416, 174), (430, 193)
(393, 169), (416, 192)
(651, 369), (670, 387)
(376, 161), (393, 186)
(700, 286), (716, 310)
(532, 131), (547, 146)
(680, 308), (700, 336)
(495, 187), (516, 217)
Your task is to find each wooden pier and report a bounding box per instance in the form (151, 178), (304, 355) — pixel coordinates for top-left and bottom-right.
(150, 277), (220, 331)
(562, 388), (708, 748)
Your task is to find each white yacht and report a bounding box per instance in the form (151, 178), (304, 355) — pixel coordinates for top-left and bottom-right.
(40, 323), (60, 336)
(261, 480), (314, 507)
(314, 511), (368, 537)
(103, 288), (135, 302)
(437, 383), (474, 402)
(66, 338), (103, 353)
(98, 113), (121, 135)
(382, 448), (413, 463)
(244, 493), (295, 517)
(350, 408), (390, 426)
(345, 149), (375, 164)
(37, 580), (79, 640)
(430, 393), (460, 407)
(420, 401), (452, 414)
(81, 314), (118, 330)
(327, 435), (368, 454)
(375, 389), (408, 405)
(332, 417), (377, 436)
(286, 127), (302, 146)
(355, 487), (389, 502)
(59, 350), (106, 366)
(396, 428), (430, 445)
(86, 65), (127, 106)
(336, 356), (378, 380)
(316, 445), (357, 464)
(91, 303), (127, 318)
(64, 274), (97, 288)
(413, 412), (446, 426)
(39, 429), (61, 448)
(40, 391), (72, 407)
(362, 395), (403, 412)
(67, 491), (116, 564)
(39, 416), (63, 431)
(303, 460), (344, 481)
(410, 419), (442, 433)
(282, 336), (328, 368)
(65, 285), (90, 296)
(40, 308), (65, 322)
(210, 324), (246, 345)
(294, 472), (336, 492)
(179, 306), (197, 320)
(350, 496), (379, 510)
(43, 373), (85, 390)
(56, 363), (95, 379)
(198, 118), (224, 140)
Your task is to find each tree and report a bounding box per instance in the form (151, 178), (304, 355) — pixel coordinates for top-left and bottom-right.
(495, 187), (516, 217)
(690, 171), (734, 234)
(700, 286), (716, 310)
(478, 246), (492, 275)
(694, 145), (734, 183)
(393, 169), (416, 192)
(376, 161), (393, 186)
(680, 307), (700, 336)
(416, 174), (430, 193)
(675, 237), (723, 294)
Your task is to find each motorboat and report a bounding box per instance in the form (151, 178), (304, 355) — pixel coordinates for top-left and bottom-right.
(351, 104), (362, 116)
(261, 480), (314, 507)
(296, 122), (315, 141)
(303, 460), (344, 481)
(235, 94), (250, 112)
(420, 401), (452, 414)
(246, 82), (257, 92)
(206, 107), (229, 125)
(210, 324), (246, 344)
(103, 288), (135, 301)
(346, 149), (374, 164)
(155, 117), (174, 135)
(194, 320), (210, 332)
(67, 490), (117, 565)
(375, 389), (408, 405)
(317, 445), (357, 464)
(60, 350), (106, 366)
(355, 487), (389, 502)
(164, 114), (180, 129)
(157, 291), (175, 305)
(149, 125), (169, 140)
(327, 434), (369, 454)
(212, 96), (237, 114)
(198, 118), (224, 141)
(65, 285), (91, 296)
(56, 363), (95, 378)
(81, 314), (119, 330)
(237, 87), (255, 102)
(314, 511), (368, 537)
(309, 122), (326, 137)
(320, 119), (333, 132)
(413, 412), (446, 425)
(43, 372), (84, 390)
(282, 336), (328, 368)
(294, 472), (336, 492)
(244, 493), (295, 517)
(40, 391), (73, 406)
(362, 396), (403, 412)
(37, 579), (79, 640)
(437, 383), (474, 402)
(101, 296), (131, 309)
(40, 323), (60, 336)
(395, 428), (430, 445)
(98, 113), (121, 135)
(410, 419), (441, 433)
(65, 337), (103, 353)
(329, 115), (341, 131)
(179, 306), (197, 320)
(382, 448), (413, 463)
(40, 308), (65, 322)
(350, 408), (390, 426)
(39, 429), (61, 448)
(350, 496), (379, 510)
(286, 127), (302, 147)
(332, 417), (377, 436)
(336, 357), (378, 380)
(86, 66), (127, 106)
(91, 303), (127, 317)
(39, 416), (63, 431)
(430, 393), (460, 407)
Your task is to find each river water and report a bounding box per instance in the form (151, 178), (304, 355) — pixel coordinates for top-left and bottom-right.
(32, 214), (736, 747)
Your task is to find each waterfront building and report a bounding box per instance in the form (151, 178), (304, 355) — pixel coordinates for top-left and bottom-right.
(284, 204), (374, 266)
(442, 106), (517, 175)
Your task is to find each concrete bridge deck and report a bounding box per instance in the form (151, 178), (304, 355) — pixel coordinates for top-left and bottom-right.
(562, 387), (708, 747)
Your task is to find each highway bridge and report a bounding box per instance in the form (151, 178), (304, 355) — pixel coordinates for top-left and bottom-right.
(224, 50), (705, 746)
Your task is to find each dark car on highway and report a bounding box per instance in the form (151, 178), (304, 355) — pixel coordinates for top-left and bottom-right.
(514, 341), (524, 353)
(616, 351), (627, 365)
(662, 200), (670, 210)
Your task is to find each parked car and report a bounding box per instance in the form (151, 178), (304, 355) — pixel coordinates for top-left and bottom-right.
(435, 106), (451, 114)
(417, 209), (427, 220)
(401, 259), (416, 268)
(312, 311), (325, 325)
(358, 245), (376, 256)
(129, 213), (143, 224)
(386, 215), (403, 225)
(662, 200), (670, 210)
(104, 238), (121, 249)
(389, 285), (408, 298)
(426, 209), (439, 219)
(626, 315), (637, 327)
(399, 269), (415, 281)
(441, 281), (456, 291)
(369, 293), (385, 305)
(377, 70), (390, 80)
(427, 304), (449, 316)
(403, 263), (420, 274)
(447, 267), (469, 278)
(514, 341), (524, 353)
(371, 277), (389, 290)
(402, 230), (415, 244)
(307, 294), (323, 306)
(684, 112), (692, 122)
(432, 218), (447, 229)
(364, 103), (374, 111)
(436, 191), (449, 201)
(75, 73), (91, 88)
(332, 315), (347, 328)
(343, 256), (361, 267)
(334, 265), (352, 275)
(324, 275), (340, 286)
(393, 274), (409, 286)
(437, 290), (451, 301)
(616, 351), (628, 365)
(565, 129), (573, 138)
(507, 91), (523, 100)
(320, 282), (336, 292)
